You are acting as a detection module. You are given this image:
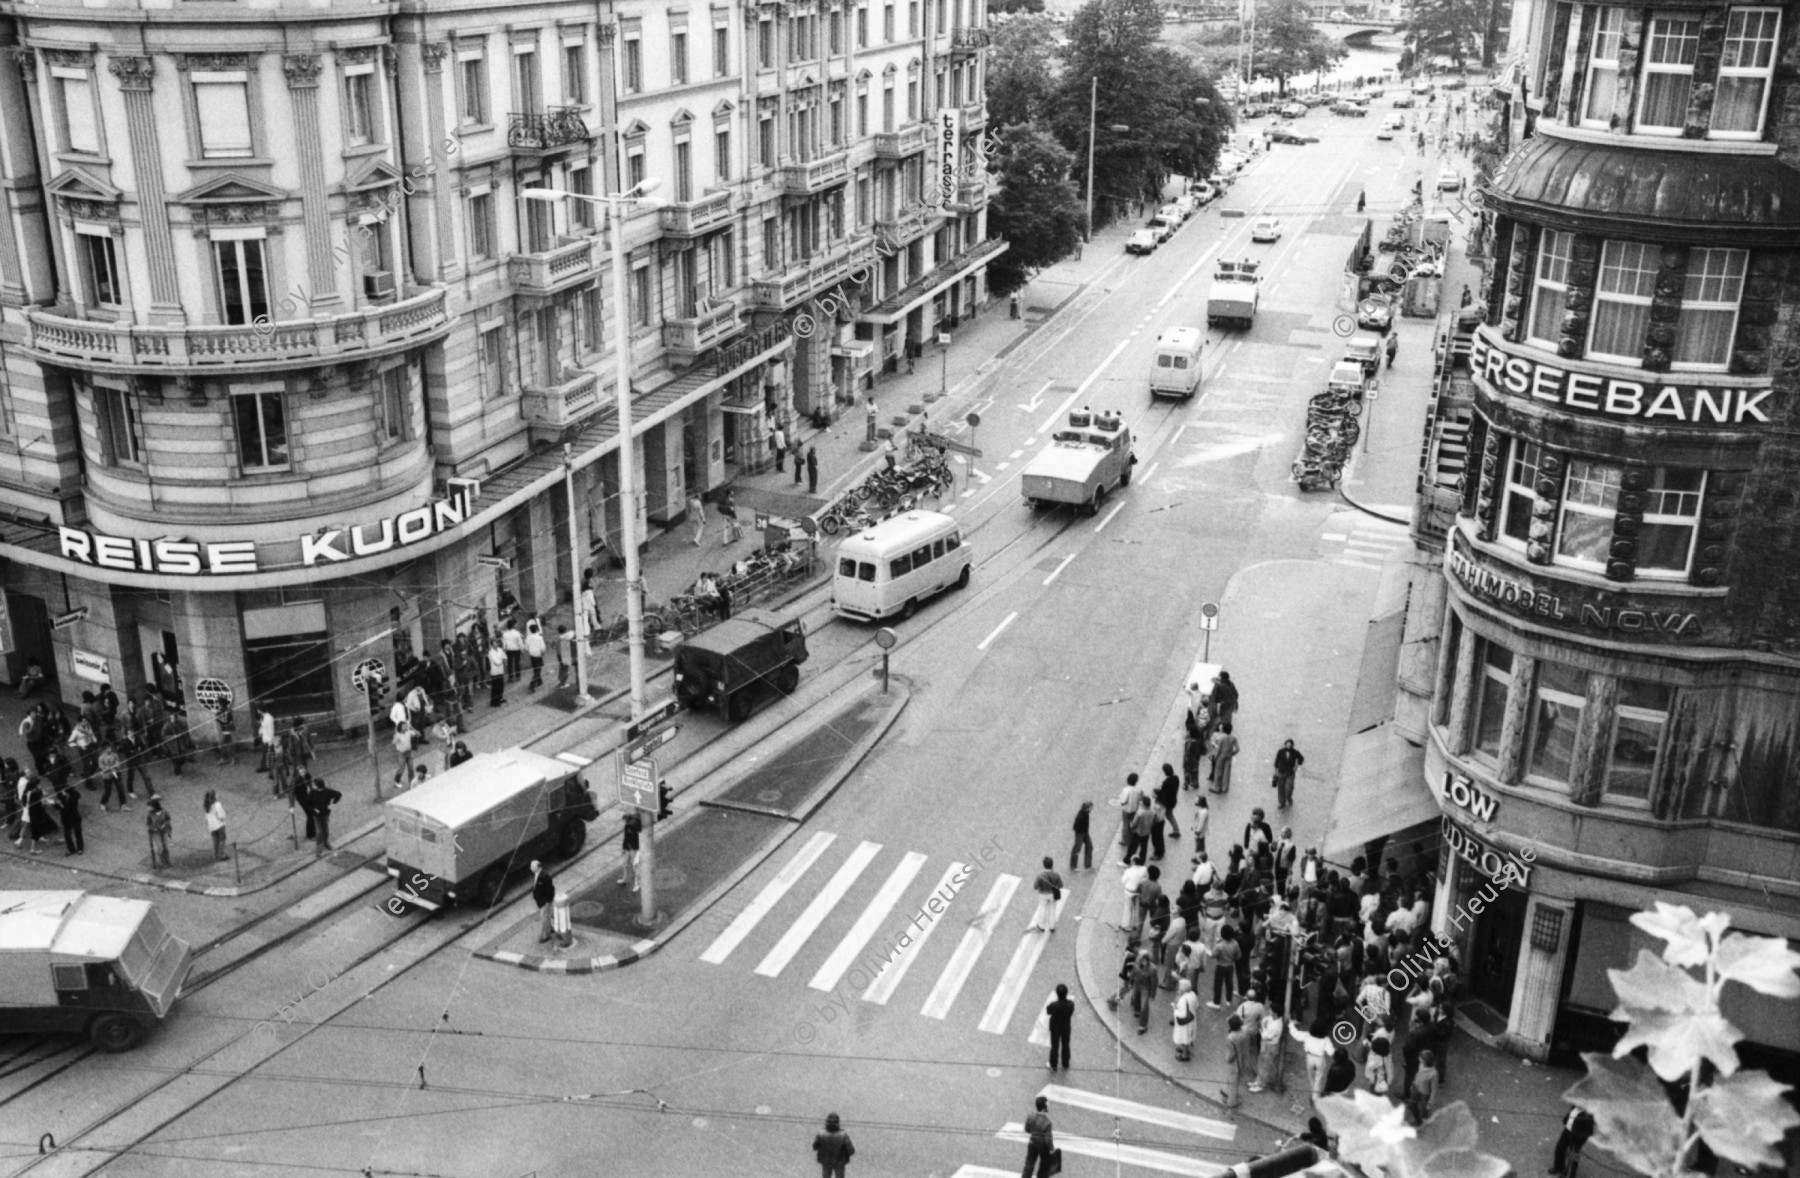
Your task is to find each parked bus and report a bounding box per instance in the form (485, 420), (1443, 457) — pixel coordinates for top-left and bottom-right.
(831, 510), (972, 622)
(1150, 327), (1205, 399)
(0, 890), (193, 1051)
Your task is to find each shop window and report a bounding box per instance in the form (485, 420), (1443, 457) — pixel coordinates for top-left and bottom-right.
(1528, 229), (1572, 347)
(1473, 639), (1512, 759)
(244, 632), (334, 716)
(1588, 240), (1656, 362)
(1501, 437), (1539, 545)
(1673, 248), (1746, 369)
(96, 383), (143, 467)
(1526, 661), (1588, 787)
(233, 390), (290, 472)
(1637, 15), (1700, 132)
(1605, 679), (1672, 801)
(1712, 8), (1778, 136)
(1582, 7), (1624, 126)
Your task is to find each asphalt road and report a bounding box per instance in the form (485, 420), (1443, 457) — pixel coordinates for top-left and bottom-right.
(0, 103), (1446, 1178)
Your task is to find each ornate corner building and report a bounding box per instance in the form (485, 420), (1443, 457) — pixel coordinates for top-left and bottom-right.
(1398, 0), (1800, 1069)
(0, 0), (1000, 729)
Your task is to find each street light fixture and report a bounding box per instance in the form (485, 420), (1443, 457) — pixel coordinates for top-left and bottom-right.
(522, 179), (667, 927)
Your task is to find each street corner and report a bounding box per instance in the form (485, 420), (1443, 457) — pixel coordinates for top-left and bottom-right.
(480, 924), (661, 975)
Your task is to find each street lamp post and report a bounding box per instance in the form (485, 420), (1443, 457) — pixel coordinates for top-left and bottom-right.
(1084, 75), (1098, 243)
(562, 441), (591, 704)
(523, 180), (664, 927)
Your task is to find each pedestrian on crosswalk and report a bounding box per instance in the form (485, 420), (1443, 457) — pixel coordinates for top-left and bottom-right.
(812, 1111), (855, 1178)
(1069, 801), (1093, 871)
(1172, 977), (1200, 1061)
(1221, 1014), (1252, 1108)
(1029, 858), (1063, 933)
(1021, 1096), (1057, 1178)
(1046, 983), (1075, 1072)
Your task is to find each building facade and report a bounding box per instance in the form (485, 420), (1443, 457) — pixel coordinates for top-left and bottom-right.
(0, 0), (1001, 730)
(1400, 0), (1800, 1070)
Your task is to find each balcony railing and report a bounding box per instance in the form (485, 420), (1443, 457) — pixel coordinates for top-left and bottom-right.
(874, 207), (930, 243)
(950, 27), (992, 56)
(24, 287), (451, 373)
(750, 237), (878, 310)
(522, 368), (601, 432)
(778, 151), (851, 195)
(659, 190), (735, 237)
(508, 237), (602, 297)
(663, 297), (745, 360)
(959, 101), (988, 132)
(873, 125), (928, 159)
(946, 177), (990, 212)
(507, 107), (593, 154)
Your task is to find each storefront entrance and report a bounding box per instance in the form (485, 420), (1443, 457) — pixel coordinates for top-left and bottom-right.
(1470, 883), (1527, 1014)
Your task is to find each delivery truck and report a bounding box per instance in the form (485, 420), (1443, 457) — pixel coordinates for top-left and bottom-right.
(1021, 407), (1137, 516)
(673, 609), (810, 720)
(384, 748), (600, 910)
(1206, 258), (1261, 329)
(0, 890), (194, 1051)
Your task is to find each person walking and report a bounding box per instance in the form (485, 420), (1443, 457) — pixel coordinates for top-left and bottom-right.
(97, 742), (129, 811)
(1020, 1096), (1056, 1178)
(391, 717), (417, 789)
(1221, 1015), (1253, 1108)
(806, 445), (820, 494)
(1172, 977), (1200, 1062)
(812, 1112), (855, 1178)
(618, 811), (643, 890)
(688, 493), (706, 545)
(1069, 801), (1093, 871)
(145, 795), (173, 867)
(524, 617), (547, 691)
(1045, 983), (1075, 1072)
(532, 860), (557, 942)
(1272, 739), (1304, 809)
(1156, 763), (1182, 840)
(57, 783), (83, 856)
(486, 639), (507, 707)
(203, 790), (228, 862)
(1550, 1106), (1596, 1176)
(1130, 949), (1159, 1034)
(1385, 331), (1399, 369)
(1210, 724), (1241, 794)
(581, 573), (603, 642)
(308, 778), (342, 852)
(1294, 1016), (1334, 1099)
(1028, 857), (1063, 933)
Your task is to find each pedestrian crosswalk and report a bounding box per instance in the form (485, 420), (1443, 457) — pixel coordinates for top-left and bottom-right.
(1320, 516), (1411, 569)
(698, 832), (1063, 1039)
(944, 1082), (1238, 1178)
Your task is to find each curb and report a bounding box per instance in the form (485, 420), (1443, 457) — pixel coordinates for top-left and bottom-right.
(475, 676), (912, 974)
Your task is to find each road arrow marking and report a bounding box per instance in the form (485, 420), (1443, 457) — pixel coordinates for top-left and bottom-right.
(1015, 380), (1054, 413)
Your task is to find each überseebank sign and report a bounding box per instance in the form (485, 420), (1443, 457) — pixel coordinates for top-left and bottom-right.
(57, 485), (478, 576)
(1470, 329), (1772, 426)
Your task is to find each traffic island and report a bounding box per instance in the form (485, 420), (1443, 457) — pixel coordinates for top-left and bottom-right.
(476, 680), (910, 974)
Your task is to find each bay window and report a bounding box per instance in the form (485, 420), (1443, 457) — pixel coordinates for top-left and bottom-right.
(1555, 459), (1623, 566)
(1529, 229), (1572, 346)
(1554, 460), (1703, 575)
(1473, 640), (1513, 759)
(1588, 240), (1656, 361)
(1673, 247), (1745, 368)
(1604, 680), (1672, 801)
(1582, 7), (1624, 126)
(1502, 438), (1540, 545)
(1527, 662), (1588, 787)
(1637, 15), (1700, 132)
(1711, 8), (1779, 137)
(1637, 468), (1703, 575)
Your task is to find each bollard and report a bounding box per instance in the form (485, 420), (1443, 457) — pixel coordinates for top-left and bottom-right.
(289, 803), (300, 851)
(232, 843), (242, 889)
(552, 890), (574, 948)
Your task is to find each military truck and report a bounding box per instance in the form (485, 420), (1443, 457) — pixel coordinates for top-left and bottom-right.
(1021, 407), (1138, 516)
(673, 609), (809, 721)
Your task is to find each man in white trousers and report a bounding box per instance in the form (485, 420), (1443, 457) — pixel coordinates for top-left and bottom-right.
(1029, 857), (1064, 933)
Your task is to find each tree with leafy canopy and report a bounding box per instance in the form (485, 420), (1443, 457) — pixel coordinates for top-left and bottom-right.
(1248, 0), (1346, 95)
(986, 14), (1061, 133)
(1405, 0), (1485, 68)
(984, 123), (1086, 297)
(1318, 903), (1800, 1178)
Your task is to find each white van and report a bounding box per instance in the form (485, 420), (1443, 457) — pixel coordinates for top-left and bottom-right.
(832, 511), (972, 622)
(1150, 327), (1205, 399)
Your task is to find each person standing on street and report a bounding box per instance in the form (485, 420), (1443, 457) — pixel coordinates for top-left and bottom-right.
(1028, 857), (1063, 933)
(1116, 772), (1147, 860)
(1157, 764), (1182, 840)
(1069, 801), (1093, 871)
(1172, 977), (1200, 1061)
(487, 639), (508, 707)
(1183, 707), (1206, 791)
(309, 778), (342, 852)
(1211, 671), (1239, 724)
(1550, 1106), (1596, 1176)
(203, 790), (227, 862)
(1020, 1096), (1056, 1178)
(772, 422), (788, 472)
(581, 573), (603, 641)
(1408, 1048), (1439, 1124)
(812, 1112), (855, 1178)
(1385, 331), (1399, 369)
(1192, 795), (1210, 861)
(1045, 983), (1075, 1071)
(524, 617), (547, 691)
(57, 783), (83, 856)
(145, 795), (172, 867)
(719, 489), (744, 544)
(556, 624), (575, 687)
(1130, 949), (1159, 1034)
(806, 445), (820, 493)
(501, 619), (524, 683)
(1210, 724), (1241, 794)
(1272, 739), (1304, 809)
(1221, 1015), (1252, 1108)
(618, 811), (643, 890)
(532, 860), (557, 943)
(688, 492), (707, 545)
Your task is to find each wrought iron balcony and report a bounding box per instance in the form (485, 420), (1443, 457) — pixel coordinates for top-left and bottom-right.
(507, 107), (594, 155)
(508, 237), (602, 298)
(777, 151), (851, 196)
(663, 297), (744, 361)
(872, 125), (928, 159)
(522, 367), (601, 433)
(658, 190), (736, 238)
(23, 287), (450, 374)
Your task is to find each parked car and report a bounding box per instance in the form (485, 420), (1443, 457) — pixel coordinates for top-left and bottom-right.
(1391, 94), (1416, 108)
(1442, 77), (1468, 90)
(1303, 94), (1334, 107)
(1437, 169), (1463, 192)
(1331, 102), (1368, 116)
(1174, 194), (1199, 219)
(1280, 102), (1309, 118)
(1376, 124), (1396, 140)
(1241, 103), (1268, 118)
(1149, 216), (1177, 244)
(1251, 217), (1282, 242)
(1268, 128), (1318, 145)
(1126, 228), (1160, 255)
(1190, 181), (1217, 205)
(1412, 81), (1435, 94)
(1357, 295), (1394, 333)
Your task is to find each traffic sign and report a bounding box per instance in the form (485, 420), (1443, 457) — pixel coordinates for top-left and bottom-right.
(618, 754), (659, 810)
(476, 554), (511, 569)
(624, 697), (681, 741)
(624, 724), (678, 763)
(352, 657), (388, 692)
(52, 607), (90, 631)
(194, 678), (235, 715)
(1199, 601), (1220, 632)
(920, 431), (982, 458)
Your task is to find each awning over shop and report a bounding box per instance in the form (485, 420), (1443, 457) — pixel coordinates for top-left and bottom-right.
(1348, 610), (1406, 734)
(1324, 724), (1435, 863)
(860, 238), (1010, 326)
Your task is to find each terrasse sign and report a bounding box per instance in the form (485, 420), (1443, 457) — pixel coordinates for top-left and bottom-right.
(1470, 331), (1772, 426)
(58, 485), (477, 576)
(1447, 540), (1702, 638)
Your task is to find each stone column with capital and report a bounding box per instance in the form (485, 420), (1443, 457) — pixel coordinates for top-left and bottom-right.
(284, 53), (342, 311)
(396, 38), (446, 282)
(109, 56), (184, 322)
(0, 42), (55, 305)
